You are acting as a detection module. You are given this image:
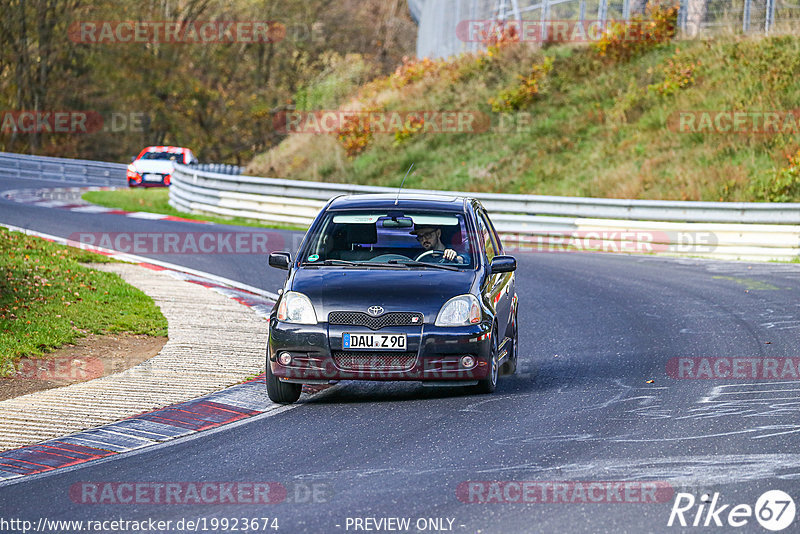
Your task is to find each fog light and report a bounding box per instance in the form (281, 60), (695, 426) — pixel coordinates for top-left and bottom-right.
(460, 355), (476, 369)
(278, 352), (292, 365)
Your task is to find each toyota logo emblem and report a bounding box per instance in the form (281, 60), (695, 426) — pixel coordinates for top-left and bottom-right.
(367, 306), (384, 317)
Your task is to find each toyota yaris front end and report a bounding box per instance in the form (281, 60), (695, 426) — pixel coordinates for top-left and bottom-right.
(266, 194), (518, 404)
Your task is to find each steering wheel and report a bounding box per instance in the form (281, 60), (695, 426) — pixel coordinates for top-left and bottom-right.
(415, 249), (446, 263)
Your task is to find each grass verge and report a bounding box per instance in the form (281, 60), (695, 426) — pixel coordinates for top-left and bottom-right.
(82, 188), (307, 231)
(0, 227), (168, 377)
(248, 31), (800, 202)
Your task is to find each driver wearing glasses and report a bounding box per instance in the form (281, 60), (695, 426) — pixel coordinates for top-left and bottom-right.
(410, 225), (466, 264)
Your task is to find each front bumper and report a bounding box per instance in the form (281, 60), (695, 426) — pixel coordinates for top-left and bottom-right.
(128, 172), (170, 187)
(268, 320), (493, 383)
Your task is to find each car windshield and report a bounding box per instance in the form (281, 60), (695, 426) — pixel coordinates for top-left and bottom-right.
(299, 210), (475, 269)
(140, 151), (182, 162)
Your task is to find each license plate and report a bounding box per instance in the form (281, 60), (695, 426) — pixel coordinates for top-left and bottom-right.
(144, 174), (162, 181)
(343, 333), (407, 350)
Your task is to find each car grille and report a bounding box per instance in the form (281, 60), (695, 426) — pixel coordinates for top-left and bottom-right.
(332, 351), (416, 371)
(328, 311), (423, 330)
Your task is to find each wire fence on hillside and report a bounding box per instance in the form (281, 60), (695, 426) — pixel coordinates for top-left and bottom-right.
(415, 0), (800, 58)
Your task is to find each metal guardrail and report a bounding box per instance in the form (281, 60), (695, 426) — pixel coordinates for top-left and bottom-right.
(0, 151), (796, 261)
(0, 152), (242, 186)
(170, 163), (800, 224)
(169, 163), (800, 261)
(192, 163), (243, 175)
(0, 151), (126, 186)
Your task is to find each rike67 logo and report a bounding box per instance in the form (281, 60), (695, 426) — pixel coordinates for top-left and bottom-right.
(668, 490), (795, 531)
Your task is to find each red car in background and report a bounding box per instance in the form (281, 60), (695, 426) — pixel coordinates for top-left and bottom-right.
(127, 146), (197, 187)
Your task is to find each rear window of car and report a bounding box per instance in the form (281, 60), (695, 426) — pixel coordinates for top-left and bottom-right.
(299, 211), (475, 269)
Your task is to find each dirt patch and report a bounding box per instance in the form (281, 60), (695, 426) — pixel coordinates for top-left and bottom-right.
(0, 334), (167, 401)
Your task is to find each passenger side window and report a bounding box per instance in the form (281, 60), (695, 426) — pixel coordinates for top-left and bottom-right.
(479, 210), (503, 255)
(476, 214), (497, 262)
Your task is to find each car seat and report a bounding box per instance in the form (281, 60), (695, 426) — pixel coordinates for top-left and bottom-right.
(338, 224), (378, 261)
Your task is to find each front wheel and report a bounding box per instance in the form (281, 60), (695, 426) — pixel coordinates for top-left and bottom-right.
(500, 312), (518, 376)
(266, 360), (302, 404)
(473, 329), (499, 394)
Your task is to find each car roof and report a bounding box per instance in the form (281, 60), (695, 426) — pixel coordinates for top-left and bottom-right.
(327, 193), (470, 212)
(142, 146), (190, 153)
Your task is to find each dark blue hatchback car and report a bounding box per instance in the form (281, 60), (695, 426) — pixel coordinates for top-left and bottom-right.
(266, 193), (518, 404)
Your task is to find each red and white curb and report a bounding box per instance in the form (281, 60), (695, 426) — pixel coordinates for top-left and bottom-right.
(0, 378), (276, 484)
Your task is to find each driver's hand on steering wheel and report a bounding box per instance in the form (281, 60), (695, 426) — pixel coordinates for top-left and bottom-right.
(443, 248), (464, 263)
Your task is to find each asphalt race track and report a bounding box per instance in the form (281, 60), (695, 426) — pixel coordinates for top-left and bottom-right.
(1, 173), (799, 533)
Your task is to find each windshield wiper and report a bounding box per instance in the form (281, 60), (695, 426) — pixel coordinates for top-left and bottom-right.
(321, 259), (357, 266)
(387, 260), (459, 271)
(350, 261), (407, 268)
(303, 259), (406, 269)
(300, 259), (356, 266)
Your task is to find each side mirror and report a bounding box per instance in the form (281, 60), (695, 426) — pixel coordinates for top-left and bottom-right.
(269, 251), (291, 270)
(130, 156), (136, 163)
(490, 255), (516, 274)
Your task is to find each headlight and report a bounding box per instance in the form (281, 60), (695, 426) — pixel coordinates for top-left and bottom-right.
(276, 291), (317, 325)
(435, 294), (481, 327)
(127, 164), (137, 173)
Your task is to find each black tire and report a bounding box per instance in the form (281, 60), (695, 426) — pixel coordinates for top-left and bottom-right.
(500, 312), (518, 376)
(266, 360), (302, 404)
(473, 328), (499, 394)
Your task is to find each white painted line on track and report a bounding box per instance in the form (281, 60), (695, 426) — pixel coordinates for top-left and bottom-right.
(125, 211), (169, 219)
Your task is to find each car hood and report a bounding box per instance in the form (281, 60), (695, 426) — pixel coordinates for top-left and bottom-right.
(289, 267), (478, 320)
(132, 160), (175, 174)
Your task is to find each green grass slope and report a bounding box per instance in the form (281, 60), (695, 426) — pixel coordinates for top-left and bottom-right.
(0, 228), (167, 376)
(248, 30), (800, 202)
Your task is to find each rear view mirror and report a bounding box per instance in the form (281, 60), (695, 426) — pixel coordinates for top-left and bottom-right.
(269, 252), (291, 270)
(490, 255), (516, 274)
(382, 218), (413, 228)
